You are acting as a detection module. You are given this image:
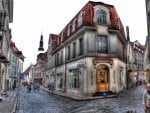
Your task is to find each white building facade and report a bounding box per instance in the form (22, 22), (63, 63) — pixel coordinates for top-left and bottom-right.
(144, 0), (150, 83)
(0, 0), (13, 93)
(47, 1), (127, 96)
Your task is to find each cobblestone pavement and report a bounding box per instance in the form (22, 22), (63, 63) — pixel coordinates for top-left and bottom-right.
(16, 85), (145, 113)
(0, 89), (17, 113)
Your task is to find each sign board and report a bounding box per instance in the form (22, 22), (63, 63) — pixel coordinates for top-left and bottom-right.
(19, 73), (25, 80)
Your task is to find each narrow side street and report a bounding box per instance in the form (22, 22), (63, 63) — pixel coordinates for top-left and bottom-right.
(16, 85), (145, 113)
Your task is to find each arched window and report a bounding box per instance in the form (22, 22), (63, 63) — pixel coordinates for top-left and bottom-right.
(96, 9), (107, 24)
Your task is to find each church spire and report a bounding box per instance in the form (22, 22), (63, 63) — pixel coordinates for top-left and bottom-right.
(38, 33), (44, 51)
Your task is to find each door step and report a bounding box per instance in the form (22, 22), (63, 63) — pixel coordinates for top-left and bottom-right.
(93, 91), (116, 97)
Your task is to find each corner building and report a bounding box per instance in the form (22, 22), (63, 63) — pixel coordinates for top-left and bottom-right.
(144, 0), (150, 83)
(48, 1), (127, 96)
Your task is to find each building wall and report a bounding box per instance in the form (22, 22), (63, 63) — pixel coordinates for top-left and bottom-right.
(144, 0), (150, 83)
(132, 41), (144, 84)
(146, 0), (150, 35)
(0, 0), (13, 93)
(46, 1), (127, 97)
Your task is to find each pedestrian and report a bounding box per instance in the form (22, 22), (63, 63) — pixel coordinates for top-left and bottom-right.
(143, 83), (150, 113)
(37, 85), (40, 92)
(48, 84), (50, 91)
(27, 83), (32, 93)
(33, 84), (36, 92)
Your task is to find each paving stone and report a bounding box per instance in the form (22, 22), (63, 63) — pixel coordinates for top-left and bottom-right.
(16, 85), (145, 113)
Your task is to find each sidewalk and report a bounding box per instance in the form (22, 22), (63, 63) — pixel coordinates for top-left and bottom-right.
(0, 89), (17, 113)
(39, 85), (118, 100)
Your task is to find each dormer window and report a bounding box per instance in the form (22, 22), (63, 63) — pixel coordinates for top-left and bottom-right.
(61, 32), (63, 42)
(78, 12), (82, 27)
(59, 36), (61, 44)
(67, 24), (70, 36)
(96, 9), (107, 24)
(72, 19), (76, 32)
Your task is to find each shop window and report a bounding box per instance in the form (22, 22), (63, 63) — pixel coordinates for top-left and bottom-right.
(57, 73), (63, 89)
(69, 69), (79, 88)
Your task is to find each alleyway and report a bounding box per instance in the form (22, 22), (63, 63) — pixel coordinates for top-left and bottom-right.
(16, 85), (145, 113)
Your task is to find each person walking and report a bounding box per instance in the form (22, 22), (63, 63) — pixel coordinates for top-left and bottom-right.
(33, 84), (36, 92)
(143, 83), (150, 113)
(27, 83), (32, 93)
(37, 85), (40, 92)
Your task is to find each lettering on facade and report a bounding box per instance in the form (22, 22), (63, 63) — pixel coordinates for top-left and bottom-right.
(77, 59), (86, 68)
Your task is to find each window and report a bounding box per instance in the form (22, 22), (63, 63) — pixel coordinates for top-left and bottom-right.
(97, 35), (108, 53)
(68, 45), (70, 60)
(60, 51), (63, 64)
(72, 19), (76, 32)
(61, 32), (63, 42)
(57, 53), (59, 66)
(67, 24), (70, 36)
(57, 73), (63, 89)
(59, 36), (61, 44)
(0, 12), (5, 30)
(113, 71), (115, 83)
(96, 9), (107, 24)
(148, 11), (150, 24)
(79, 38), (83, 55)
(73, 42), (76, 58)
(119, 67), (123, 85)
(69, 69), (79, 88)
(78, 12), (82, 27)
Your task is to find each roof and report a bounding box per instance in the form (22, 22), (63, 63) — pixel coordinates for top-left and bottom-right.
(50, 1), (125, 50)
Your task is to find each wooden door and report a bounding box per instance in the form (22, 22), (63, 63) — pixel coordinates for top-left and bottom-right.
(96, 68), (109, 92)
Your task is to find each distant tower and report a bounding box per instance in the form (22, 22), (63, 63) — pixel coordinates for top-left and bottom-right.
(38, 33), (44, 51)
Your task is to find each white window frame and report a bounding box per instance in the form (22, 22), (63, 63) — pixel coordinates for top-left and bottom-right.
(78, 12), (82, 27)
(67, 24), (70, 36)
(72, 19), (76, 32)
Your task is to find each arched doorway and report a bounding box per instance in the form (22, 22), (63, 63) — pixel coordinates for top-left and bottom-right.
(96, 64), (109, 92)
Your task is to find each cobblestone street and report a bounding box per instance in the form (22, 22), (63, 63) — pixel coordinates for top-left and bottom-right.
(0, 89), (17, 113)
(16, 85), (145, 113)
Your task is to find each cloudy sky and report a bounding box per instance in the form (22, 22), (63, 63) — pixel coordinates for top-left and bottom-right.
(10, 0), (147, 71)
